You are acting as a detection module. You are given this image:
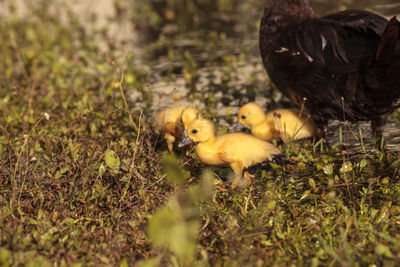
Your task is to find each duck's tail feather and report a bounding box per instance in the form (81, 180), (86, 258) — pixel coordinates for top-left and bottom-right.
(375, 17), (400, 64)
(370, 17), (400, 108)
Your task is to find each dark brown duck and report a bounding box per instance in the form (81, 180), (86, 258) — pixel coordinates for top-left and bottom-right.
(259, 0), (400, 140)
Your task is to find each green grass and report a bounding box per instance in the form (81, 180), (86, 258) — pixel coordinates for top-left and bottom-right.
(1, 1), (400, 266)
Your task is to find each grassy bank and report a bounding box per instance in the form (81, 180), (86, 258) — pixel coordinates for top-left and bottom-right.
(1, 1), (400, 266)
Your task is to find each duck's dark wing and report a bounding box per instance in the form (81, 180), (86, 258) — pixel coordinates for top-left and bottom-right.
(288, 10), (387, 74)
(267, 10), (390, 121)
(323, 10), (388, 35)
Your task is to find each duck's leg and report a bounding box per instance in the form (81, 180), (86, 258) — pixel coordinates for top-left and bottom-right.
(315, 119), (330, 145)
(164, 133), (175, 152)
(230, 161), (244, 189)
(371, 118), (384, 148)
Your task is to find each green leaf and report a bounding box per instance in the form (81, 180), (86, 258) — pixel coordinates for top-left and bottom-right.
(267, 200), (276, 210)
(322, 164), (333, 175)
(105, 149), (120, 169)
(119, 258), (129, 267)
(0, 248), (11, 264)
(339, 161), (353, 173)
(375, 244), (393, 257)
(269, 162), (281, 170)
(374, 204), (389, 224)
(148, 197), (199, 263)
(359, 158), (368, 170)
(189, 170), (215, 202)
(300, 190), (311, 201)
(163, 153), (188, 185)
(309, 178), (316, 190)
(98, 163), (106, 177)
(137, 257), (161, 267)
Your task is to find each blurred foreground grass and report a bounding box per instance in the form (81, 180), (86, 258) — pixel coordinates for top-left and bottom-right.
(1, 1), (400, 266)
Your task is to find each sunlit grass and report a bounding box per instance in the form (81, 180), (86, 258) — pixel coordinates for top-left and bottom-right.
(1, 1), (400, 266)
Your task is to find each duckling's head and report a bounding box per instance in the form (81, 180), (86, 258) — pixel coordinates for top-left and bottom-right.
(180, 107), (201, 139)
(178, 119), (215, 147)
(237, 102), (266, 128)
(181, 107), (201, 128)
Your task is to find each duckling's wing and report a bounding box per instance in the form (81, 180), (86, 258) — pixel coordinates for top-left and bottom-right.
(154, 106), (186, 132)
(162, 122), (177, 134)
(214, 149), (236, 165)
(217, 136), (280, 165)
(212, 138), (245, 166)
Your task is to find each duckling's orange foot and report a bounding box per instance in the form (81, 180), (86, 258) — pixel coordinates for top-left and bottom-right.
(216, 184), (228, 192)
(244, 171), (254, 184)
(231, 180), (239, 189)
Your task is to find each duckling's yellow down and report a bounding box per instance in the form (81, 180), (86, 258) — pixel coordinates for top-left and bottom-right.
(154, 106), (201, 151)
(237, 102), (316, 142)
(180, 118), (281, 188)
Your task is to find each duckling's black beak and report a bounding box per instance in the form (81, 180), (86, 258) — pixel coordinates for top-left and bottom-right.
(181, 129), (187, 139)
(232, 123), (245, 132)
(178, 136), (193, 147)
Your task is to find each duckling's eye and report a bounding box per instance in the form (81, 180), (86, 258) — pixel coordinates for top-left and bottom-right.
(191, 129), (198, 134)
(241, 115), (246, 119)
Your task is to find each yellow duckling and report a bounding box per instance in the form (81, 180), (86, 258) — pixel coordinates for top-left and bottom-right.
(154, 106), (201, 151)
(179, 118), (281, 188)
(235, 102), (316, 143)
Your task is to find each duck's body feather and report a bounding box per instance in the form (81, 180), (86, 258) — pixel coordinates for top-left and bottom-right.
(260, 1), (400, 138)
